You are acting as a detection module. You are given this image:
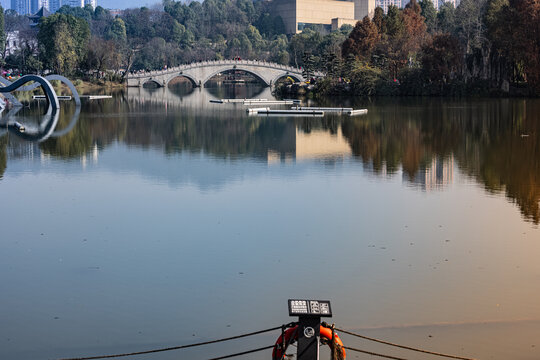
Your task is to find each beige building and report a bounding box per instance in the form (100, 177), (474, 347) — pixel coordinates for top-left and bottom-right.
(272, 0), (376, 34)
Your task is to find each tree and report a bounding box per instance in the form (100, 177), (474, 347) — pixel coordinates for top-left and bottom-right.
(5, 26), (42, 73)
(3, 9), (31, 61)
(289, 28), (322, 68)
(455, 0), (488, 54)
(486, 0), (540, 90)
(57, 5), (94, 23)
(372, 7), (385, 34)
(419, 0), (437, 33)
(84, 36), (120, 78)
(437, 2), (456, 34)
(454, 0), (491, 81)
(422, 33), (462, 85)
(341, 16), (379, 60)
(507, 0), (540, 90)
(38, 14), (90, 75)
(384, 5), (404, 38)
(106, 18), (127, 44)
(302, 51), (316, 79)
(402, 0), (428, 54)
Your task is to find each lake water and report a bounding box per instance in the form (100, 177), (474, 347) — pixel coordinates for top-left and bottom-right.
(1, 84), (539, 360)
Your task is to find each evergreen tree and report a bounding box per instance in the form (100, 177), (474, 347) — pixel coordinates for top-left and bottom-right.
(419, 0), (437, 32)
(437, 2), (456, 34)
(38, 14), (91, 75)
(384, 5), (404, 37)
(372, 7), (385, 34)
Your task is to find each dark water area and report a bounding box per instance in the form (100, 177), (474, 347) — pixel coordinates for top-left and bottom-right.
(1, 84), (539, 360)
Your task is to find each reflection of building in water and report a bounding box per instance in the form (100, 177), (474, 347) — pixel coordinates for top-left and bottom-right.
(267, 125), (352, 164)
(405, 155), (454, 191)
(5, 137), (100, 169)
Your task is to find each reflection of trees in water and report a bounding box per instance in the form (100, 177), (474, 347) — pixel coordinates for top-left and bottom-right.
(39, 104), (92, 158)
(341, 99), (540, 224)
(456, 100), (540, 224)
(123, 113), (295, 158)
(0, 136), (7, 179)
(17, 92), (540, 224)
(296, 116), (340, 135)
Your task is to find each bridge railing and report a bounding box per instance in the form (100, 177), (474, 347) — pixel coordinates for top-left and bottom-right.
(127, 59), (304, 79)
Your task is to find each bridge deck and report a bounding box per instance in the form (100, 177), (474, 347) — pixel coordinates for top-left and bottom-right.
(127, 59), (303, 79)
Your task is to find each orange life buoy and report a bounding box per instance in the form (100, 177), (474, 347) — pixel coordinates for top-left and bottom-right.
(272, 324), (346, 359)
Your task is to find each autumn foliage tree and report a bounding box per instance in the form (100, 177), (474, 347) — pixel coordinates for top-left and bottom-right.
(422, 33), (462, 85)
(341, 16), (379, 60)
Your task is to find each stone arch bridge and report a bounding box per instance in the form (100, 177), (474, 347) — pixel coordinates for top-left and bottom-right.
(127, 60), (319, 88)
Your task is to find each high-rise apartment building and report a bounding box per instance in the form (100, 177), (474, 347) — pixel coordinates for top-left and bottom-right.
(375, 0), (401, 13)
(62, 0), (83, 7)
(48, 0), (60, 12)
(47, 0), (95, 12)
(30, 0), (48, 12)
(84, 0), (96, 8)
(11, 0), (30, 14)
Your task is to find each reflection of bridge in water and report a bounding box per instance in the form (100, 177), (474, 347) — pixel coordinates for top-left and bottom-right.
(126, 59), (317, 88)
(125, 86), (353, 163)
(126, 86), (274, 110)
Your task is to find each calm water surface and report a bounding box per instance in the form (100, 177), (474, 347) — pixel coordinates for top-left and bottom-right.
(1, 84), (539, 360)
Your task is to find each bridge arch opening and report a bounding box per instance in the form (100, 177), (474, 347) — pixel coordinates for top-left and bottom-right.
(203, 69), (269, 87)
(167, 75), (198, 89)
(142, 79), (163, 88)
(167, 77), (196, 97)
(272, 74), (304, 85)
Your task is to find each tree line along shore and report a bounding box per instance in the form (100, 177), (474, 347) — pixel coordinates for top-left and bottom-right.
(0, 0), (538, 97)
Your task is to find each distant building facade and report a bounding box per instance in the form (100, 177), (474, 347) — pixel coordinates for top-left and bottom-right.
(399, 0), (460, 10)
(272, 0), (376, 34)
(4, 30), (39, 56)
(40, 0), (96, 13)
(11, 0), (48, 14)
(84, 0), (96, 8)
(61, 0), (83, 7)
(108, 8), (122, 17)
(5, 31), (21, 56)
(48, 0), (60, 11)
(31, 0), (48, 12)
(11, 0), (30, 14)
(435, 0), (458, 10)
(405, 156), (454, 191)
(375, 0), (401, 13)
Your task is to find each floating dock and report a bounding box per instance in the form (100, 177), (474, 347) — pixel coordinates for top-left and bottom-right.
(80, 95), (112, 100)
(293, 106), (367, 116)
(33, 95), (72, 100)
(211, 99), (301, 105)
(243, 100), (300, 105)
(34, 95), (112, 100)
(211, 98), (269, 104)
(348, 109), (368, 116)
(247, 108), (324, 116)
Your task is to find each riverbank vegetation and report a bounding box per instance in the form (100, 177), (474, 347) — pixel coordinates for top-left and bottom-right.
(0, 0), (538, 95)
(313, 0), (540, 97)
